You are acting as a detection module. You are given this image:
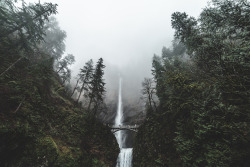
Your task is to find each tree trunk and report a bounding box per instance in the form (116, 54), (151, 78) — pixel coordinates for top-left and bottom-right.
(56, 66), (64, 73)
(14, 97), (25, 113)
(152, 98), (157, 112)
(87, 97), (93, 111)
(62, 78), (66, 84)
(150, 89), (157, 111)
(147, 89), (153, 110)
(0, 56), (24, 77)
(77, 84), (85, 103)
(71, 78), (80, 97)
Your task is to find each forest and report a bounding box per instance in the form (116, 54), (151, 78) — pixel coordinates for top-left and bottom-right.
(0, 0), (249, 167)
(133, 0), (250, 167)
(0, 0), (119, 166)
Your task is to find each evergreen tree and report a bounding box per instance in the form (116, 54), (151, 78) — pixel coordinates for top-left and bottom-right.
(0, 2), (119, 167)
(134, 1), (250, 166)
(0, 0), (57, 77)
(56, 54), (75, 84)
(56, 54), (75, 73)
(39, 16), (66, 61)
(76, 59), (94, 103)
(87, 58), (106, 114)
(0, 0), (57, 47)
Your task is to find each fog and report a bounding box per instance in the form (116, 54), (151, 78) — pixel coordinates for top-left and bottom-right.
(29, 0), (208, 112)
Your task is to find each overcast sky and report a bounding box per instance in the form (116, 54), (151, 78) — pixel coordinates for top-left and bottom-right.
(28, 0), (209, 98)
(28, 0), (208, 71)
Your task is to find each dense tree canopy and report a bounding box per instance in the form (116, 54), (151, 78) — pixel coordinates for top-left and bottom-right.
(134, 0), (250, 166)
(0, 0), (57, 49)
(0, 1), (118, 166)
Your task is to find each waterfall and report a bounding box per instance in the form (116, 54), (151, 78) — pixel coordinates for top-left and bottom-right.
(114, 78), (133, 167)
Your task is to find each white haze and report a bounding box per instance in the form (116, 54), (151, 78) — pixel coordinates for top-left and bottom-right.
(28, 0), (208, 101)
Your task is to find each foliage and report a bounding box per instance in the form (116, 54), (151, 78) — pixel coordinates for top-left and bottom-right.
(87, 58), (106, 114)
(0, 50), (118, 167)
(0, 1), (119, 166)
(141, 77), (158, 112)
(75, 59), (94, 103)
(40, 16), (67, 61)
(0, 0), (57, 49)
(0, 47), (118, 166)
(134, 1), (250, 166)
(56, 54), (75, 84)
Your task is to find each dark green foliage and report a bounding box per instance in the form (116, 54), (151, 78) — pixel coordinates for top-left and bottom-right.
(0, 54), (118, 166)
(0, 1), (119, 166)
(134, 1), (250, 166)
(0, 0), (57, 49)
(82, 114), (120, 166)
(0, 48), (118, 166)
(76, 59), (94, 103)
(87, 58), (106, 113)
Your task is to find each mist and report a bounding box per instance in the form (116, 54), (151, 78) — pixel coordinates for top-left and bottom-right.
(28, 0), (208, 114)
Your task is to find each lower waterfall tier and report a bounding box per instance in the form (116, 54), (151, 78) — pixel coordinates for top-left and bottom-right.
(116, 148), (133, 167)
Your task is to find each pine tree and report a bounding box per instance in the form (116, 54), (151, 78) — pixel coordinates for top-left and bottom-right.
(76, 59), (94, 103)
(39, 16), (67, 61)
(87, 58), (106, 114)
(0, 1), (57, 77)
(0, 1), (57, 46)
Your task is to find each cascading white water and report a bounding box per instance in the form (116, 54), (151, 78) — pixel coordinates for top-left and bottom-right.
(114, 78), (133, 167)
(116, 148), (133, 167)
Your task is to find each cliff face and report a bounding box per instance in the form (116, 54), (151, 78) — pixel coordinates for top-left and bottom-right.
(0, 51), (119, 166)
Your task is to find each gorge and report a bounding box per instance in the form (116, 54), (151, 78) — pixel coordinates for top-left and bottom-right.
(1, 0), (249, 166)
